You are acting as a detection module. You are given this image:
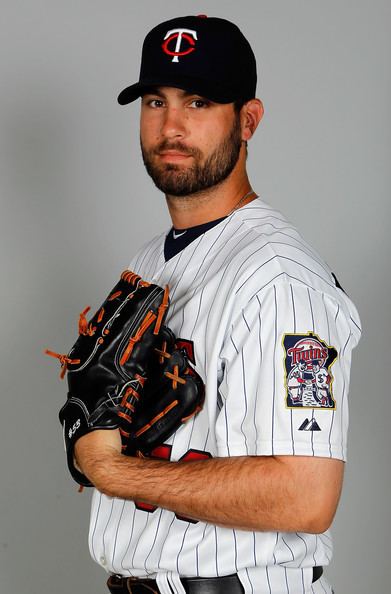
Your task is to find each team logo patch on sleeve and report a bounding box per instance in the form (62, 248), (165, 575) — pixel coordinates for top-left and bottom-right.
(282, 332), (338, 409)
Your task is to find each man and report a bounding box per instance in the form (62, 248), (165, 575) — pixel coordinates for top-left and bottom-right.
(74, 15), (361, 594)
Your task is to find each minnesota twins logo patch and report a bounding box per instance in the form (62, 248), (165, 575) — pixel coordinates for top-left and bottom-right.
(282, 332), (338, 409)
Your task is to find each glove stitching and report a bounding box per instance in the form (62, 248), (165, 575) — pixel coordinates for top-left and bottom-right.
(67, 396), (91, 423)
(114, 287), (165, 378)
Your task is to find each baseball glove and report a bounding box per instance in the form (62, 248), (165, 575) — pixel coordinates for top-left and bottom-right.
(45, 270), (170, 487)
(46, 270), (205, 488)
(118, 325), (205, 456)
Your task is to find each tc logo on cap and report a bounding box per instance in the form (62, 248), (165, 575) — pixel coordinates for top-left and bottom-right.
(162, 28), (198, 63)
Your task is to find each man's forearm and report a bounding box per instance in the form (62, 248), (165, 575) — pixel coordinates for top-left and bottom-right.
(75, 431), (343, 533)
(94, 452), (294, 531)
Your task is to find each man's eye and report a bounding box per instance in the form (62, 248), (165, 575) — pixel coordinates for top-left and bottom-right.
(146, 99), (164, 108)
(190, 99), (209, 108)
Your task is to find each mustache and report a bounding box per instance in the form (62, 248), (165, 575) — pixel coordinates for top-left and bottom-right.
(152, 140), (201, 158)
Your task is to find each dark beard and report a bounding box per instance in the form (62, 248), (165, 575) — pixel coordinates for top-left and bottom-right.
(141, 114), (242, 196)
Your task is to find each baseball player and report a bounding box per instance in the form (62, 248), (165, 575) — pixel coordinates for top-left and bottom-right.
(287, 360), (307, 404)
(72, 15), (361, 594)
(313, 363), (333, 407)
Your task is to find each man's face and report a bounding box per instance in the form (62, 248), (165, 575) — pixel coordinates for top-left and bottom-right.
(140, 87), (243, 196)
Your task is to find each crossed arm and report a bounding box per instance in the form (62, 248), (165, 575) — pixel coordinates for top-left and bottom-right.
(75, 429), (344, 533)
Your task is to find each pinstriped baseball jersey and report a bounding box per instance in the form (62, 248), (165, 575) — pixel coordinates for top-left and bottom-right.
(88, 197), (361, 594)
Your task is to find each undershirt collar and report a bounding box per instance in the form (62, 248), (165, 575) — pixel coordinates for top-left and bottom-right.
(164, 216), (227, 261)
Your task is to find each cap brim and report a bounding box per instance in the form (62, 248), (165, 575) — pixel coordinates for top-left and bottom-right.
(117, 82), (144, 105)
(117, 77), (238, 105)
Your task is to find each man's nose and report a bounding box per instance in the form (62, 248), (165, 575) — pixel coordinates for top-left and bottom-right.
(161, 106), (187, 139)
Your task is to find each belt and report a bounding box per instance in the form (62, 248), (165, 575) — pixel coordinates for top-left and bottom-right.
(107, 567), (323, 594)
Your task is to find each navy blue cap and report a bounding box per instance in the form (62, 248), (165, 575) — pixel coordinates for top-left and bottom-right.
(118, 15), (257, 105)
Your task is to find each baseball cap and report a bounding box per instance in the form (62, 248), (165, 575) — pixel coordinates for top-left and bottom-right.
(117, 15), (257, 105)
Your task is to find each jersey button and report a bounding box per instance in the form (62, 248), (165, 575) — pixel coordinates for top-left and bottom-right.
(100, 556), (107, 566)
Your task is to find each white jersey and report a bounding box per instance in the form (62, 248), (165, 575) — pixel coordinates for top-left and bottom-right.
(89, 197), (361, 594)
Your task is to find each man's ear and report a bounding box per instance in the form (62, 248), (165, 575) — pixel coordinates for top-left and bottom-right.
(241, 99), (264, 141)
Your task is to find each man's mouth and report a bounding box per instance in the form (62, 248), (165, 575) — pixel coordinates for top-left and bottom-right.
(158, 151), (192, 162)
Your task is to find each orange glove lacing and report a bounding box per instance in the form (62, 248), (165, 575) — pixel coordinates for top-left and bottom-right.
(44, 349), (81, 379)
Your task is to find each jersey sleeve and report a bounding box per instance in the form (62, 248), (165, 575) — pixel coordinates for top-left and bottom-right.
(215, 281), (361, 461)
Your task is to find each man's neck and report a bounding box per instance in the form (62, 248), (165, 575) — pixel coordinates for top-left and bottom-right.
(165, 173), (255, 230)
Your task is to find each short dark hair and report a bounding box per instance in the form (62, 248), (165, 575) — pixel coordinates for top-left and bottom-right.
(233, 98), (250, 113)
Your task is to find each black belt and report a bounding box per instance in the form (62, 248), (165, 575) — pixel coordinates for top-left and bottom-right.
(107, 567), (323, 593)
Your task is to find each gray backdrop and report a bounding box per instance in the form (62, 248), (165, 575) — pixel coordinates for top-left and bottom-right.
(1, 1), (390, 593)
